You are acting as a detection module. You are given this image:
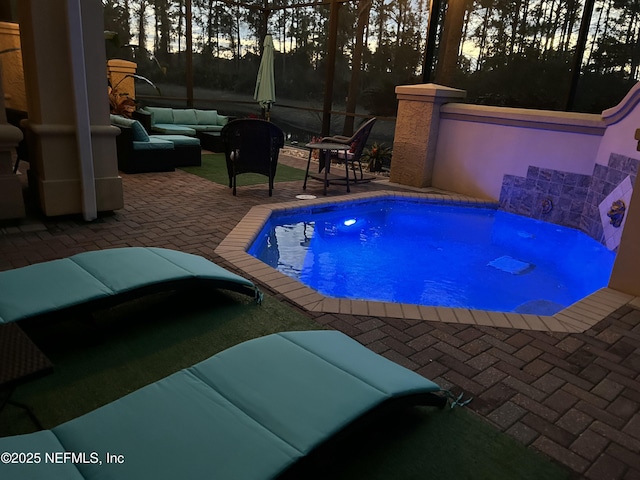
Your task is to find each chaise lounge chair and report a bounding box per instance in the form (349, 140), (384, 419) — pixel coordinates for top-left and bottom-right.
(0, 247), (261, 325)
(0, 330), (447, 480)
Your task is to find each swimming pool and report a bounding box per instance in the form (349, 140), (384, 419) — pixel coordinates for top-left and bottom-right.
(248, 198), (616, 315)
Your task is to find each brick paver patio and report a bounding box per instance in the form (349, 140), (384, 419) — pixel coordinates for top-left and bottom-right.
(1, 153), (639, 479)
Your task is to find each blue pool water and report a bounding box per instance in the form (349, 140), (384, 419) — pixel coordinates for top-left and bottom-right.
(248, 199), (616, 315)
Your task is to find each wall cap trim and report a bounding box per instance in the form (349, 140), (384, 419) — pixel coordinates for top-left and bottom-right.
(441, 103), (606, 135)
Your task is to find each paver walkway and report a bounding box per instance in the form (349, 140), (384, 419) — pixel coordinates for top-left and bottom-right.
(1, 153), (639, 479)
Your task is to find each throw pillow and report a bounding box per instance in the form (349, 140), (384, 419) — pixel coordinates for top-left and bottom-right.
(195, 109), (219, 125)
(173, 109), (198, 125)
(145, 106), (174, 125)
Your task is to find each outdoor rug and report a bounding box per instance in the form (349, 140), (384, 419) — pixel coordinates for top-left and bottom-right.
(182, 153), (307, 186)
(3, 289), (570, 480)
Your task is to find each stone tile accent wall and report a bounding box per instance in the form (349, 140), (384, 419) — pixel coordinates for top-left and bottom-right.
(499, 167), (590, 230)
(499, 153), (638, 249)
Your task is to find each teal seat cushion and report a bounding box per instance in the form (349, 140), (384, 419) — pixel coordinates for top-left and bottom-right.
(0, 259), (113, 324)
(52, 371), (299, 480)
(152, 124), (197, 136)
(151, 135), (200, 146)
(173, 108), (198, 125)
(145, 106), (174, 125)
(189, 124), (224, 133)
(0, 431), (85, 480)
(133, 137), (174, 150)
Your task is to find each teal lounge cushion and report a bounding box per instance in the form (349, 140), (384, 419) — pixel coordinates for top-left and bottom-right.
(0, 330), (442, 480)
(0, 247), (257, 324)
(152, 124), (197, 136)
(151, 134), (200, 147)
(0, 431), (85, 480)
(52, 370), (299, 480)
(145, 106), (174, 125)
(195, 109), (218, 125)
(189, 331), (441, 454)
(190, 334), (385, 454)
(278, 330), (441, 395)
(0, 259), (113, 324)
(147, 247), (255, 289)
(173, 108), (198, 125)
(69, 247), (207, 293)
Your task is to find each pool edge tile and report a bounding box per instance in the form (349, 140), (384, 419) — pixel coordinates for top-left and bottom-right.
(220, 190), (612, 334)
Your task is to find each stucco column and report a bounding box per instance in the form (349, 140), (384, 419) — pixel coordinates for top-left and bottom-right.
(390, 83), (466, 188)
(17, 0), (123, 218)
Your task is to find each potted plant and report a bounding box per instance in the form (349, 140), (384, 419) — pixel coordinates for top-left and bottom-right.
(361, 142), (392, 172)
(108, 74), (160, 118)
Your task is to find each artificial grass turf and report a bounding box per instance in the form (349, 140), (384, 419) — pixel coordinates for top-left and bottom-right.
(181, 153), (307, 186)
(2, 289), (569, 480)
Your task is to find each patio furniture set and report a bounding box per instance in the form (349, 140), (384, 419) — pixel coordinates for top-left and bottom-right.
(110, 106), (231, 173)
(0, 247), (447, 480)
(111, 105), (379, 196)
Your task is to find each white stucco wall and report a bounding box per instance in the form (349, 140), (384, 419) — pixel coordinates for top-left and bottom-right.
(595, 82), (640, 166)
(431, 104), (605, 201)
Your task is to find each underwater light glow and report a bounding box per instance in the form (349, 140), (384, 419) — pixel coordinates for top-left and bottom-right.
(343, 218), (357, 226)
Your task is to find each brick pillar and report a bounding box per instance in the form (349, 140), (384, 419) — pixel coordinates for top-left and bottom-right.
(390, 83), (466, 188)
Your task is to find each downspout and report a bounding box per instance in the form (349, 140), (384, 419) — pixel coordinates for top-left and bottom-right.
(66, 0), (97, 221)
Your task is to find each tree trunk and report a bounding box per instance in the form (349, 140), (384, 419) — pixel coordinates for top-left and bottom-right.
(137, 0), (147, 55)
(435, 0), (472, 86)
(155, 0), (170, 64)
(344, 0), (372, 136)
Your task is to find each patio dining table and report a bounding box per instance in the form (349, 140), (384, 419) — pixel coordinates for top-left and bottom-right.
(303, 141), (353, 195)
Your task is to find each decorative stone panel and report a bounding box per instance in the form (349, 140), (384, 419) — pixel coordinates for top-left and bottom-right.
(499, 152), (638, 250)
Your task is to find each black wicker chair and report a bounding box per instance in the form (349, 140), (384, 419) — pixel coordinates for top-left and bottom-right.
(221, 119), (285, 196)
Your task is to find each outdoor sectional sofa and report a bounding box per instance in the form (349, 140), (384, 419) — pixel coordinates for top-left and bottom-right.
(110, 115), (201, 173)
(139, 106), (229, 152)
(0, 330), (446, 480)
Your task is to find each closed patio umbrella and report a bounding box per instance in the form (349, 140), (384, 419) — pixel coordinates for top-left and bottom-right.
(254, 34), (275, 121)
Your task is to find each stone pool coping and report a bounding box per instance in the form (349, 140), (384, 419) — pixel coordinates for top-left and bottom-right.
(215, 190), (637, 333)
